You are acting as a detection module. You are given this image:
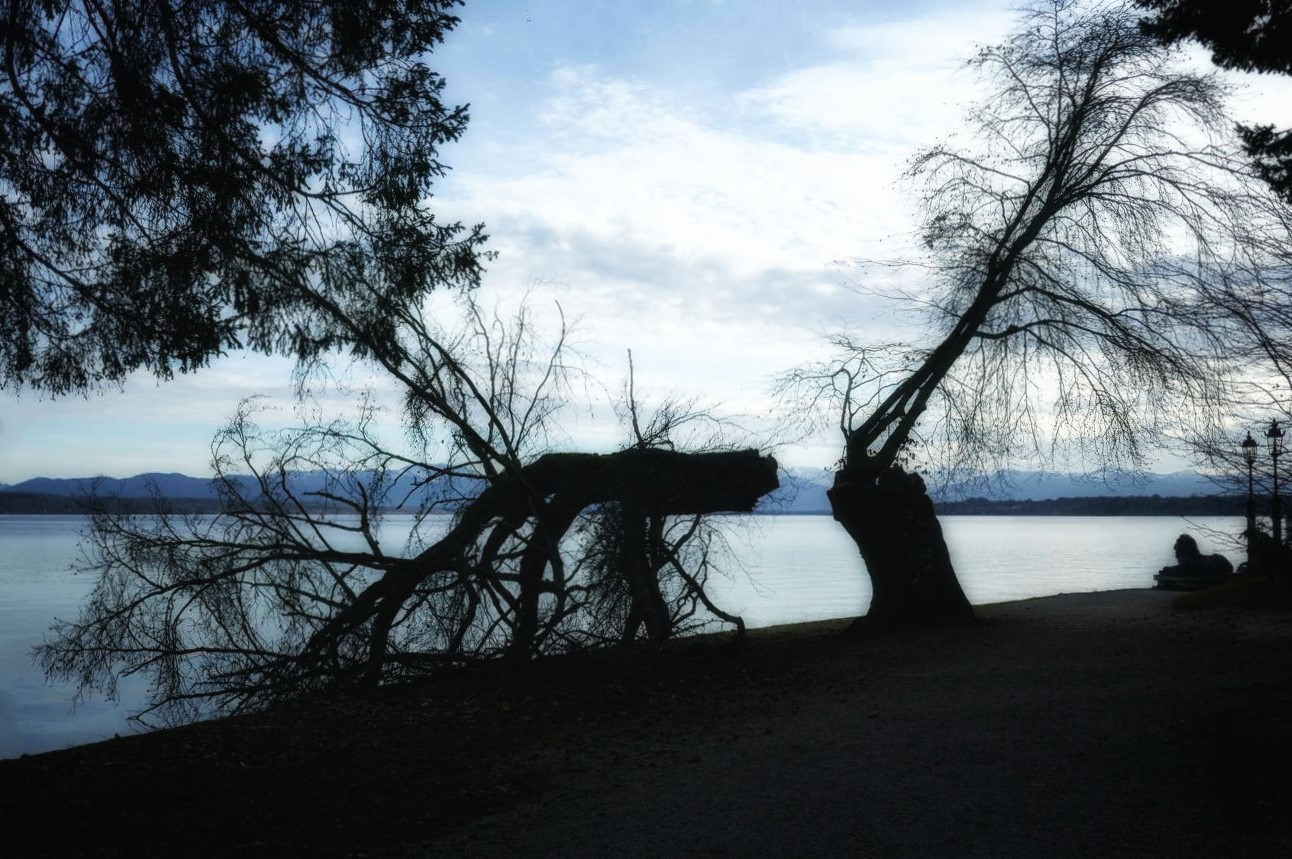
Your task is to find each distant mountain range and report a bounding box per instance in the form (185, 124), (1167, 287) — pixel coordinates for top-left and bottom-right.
(0, 467), (1234, 516)
(0, 470), (483, 515)
(7, 472), (228, 499)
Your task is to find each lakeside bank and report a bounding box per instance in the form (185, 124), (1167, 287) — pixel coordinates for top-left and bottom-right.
(3, 586), (1290, 857)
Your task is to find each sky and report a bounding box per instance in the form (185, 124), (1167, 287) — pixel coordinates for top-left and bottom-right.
(2, 0), (1291, 484)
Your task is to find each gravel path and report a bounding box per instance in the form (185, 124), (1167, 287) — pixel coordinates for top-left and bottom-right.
(421, 590), (1292, 858)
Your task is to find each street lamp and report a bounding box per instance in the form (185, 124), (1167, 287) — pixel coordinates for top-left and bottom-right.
(1243, 431), (1259, 568)
(1268, 419), (1284, 545)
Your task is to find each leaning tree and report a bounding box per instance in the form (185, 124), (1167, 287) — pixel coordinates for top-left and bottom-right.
(786, 0), (1292, 630)
(1, 0), (484, 392)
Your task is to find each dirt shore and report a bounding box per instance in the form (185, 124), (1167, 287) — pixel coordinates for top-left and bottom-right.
(4, 588), (1291, 857)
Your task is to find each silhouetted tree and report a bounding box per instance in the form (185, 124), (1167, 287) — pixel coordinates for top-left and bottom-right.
(783, 0), (1292, 630)
(1137, 0), (1292, 202)
(39, 302), (777, 724)
(1, 0), (484, 393)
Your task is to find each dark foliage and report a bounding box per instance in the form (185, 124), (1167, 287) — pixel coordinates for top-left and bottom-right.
(0, 0), (485, 392)
(1138, 0), (1292, 202)
(1138, 0), (1292, 75)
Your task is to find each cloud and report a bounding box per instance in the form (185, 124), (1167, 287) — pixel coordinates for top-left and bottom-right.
(436, 12), (1027, 422)
(449, 67), (922, 288)
(738, 8), (1016, 146)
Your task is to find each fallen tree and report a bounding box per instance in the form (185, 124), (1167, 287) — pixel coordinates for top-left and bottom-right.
(40, 306), (777, 725)
(295, 446), (778, 689)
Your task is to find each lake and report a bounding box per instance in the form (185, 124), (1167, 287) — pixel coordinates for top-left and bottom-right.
(0, 513), (1242, 759)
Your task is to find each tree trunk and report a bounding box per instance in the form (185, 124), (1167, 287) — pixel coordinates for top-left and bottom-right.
(829, 465), (974, 631)
(618, 509), (672, 643)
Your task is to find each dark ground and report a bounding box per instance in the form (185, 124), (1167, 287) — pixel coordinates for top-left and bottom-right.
(3, 587), (1291, 857)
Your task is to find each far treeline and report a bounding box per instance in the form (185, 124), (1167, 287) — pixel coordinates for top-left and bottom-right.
(0, 493), (226, 516)
(933, 495), (1248, 517)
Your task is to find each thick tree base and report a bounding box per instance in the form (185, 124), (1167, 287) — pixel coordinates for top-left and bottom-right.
(829, 466), (975, 632)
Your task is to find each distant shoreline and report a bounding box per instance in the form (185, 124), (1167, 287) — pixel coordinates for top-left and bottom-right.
(932, 494), (1247, 517)
(0, 490), (1250, 517)
(0, 492), (229, 515)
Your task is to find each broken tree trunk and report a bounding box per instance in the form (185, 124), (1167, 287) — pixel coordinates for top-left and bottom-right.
(500, 448), (779, 661)
(335, 447), (779, 678)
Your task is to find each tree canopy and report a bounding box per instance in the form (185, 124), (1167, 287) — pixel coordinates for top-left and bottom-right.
(1, 0), (485, 393)
(814, 0), (1289, 482)
(1137, 0), (1292, 201)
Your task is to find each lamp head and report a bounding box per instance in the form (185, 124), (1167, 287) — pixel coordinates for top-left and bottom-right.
(1243, 432), (1258, 465)
(1267, 419), (1285, 458)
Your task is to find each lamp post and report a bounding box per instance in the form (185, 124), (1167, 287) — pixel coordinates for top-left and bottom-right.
(1243, 431), (1258, 569)
(1267, 419), (1284, 546)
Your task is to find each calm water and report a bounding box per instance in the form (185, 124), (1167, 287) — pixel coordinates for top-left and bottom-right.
(0, 513), (1241, 758)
